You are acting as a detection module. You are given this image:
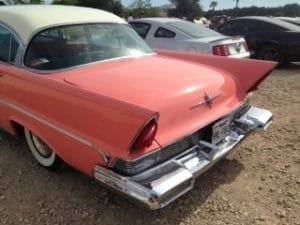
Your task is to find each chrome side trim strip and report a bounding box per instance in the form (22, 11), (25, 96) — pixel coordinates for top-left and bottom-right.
(0, 99), (110, 163)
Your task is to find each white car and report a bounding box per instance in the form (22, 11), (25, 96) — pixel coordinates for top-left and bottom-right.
(130, 18), (250, 58)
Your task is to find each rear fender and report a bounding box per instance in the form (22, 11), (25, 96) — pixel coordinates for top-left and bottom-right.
(156, 49), (277, 93)
(256, 41), (282, 54)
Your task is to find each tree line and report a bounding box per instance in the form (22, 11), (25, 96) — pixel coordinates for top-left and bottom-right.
(7, 0), (300, 19)
(206, 3), (300, 18)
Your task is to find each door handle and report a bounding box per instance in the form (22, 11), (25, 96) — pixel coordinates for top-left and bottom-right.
(0, 72), (4, 77)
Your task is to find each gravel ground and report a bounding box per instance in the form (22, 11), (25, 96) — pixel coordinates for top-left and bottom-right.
(0, 63), (299, 225)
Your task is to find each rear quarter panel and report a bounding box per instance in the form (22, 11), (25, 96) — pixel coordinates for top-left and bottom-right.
(0, 64), (156, 175)
(246, 31), (300, 59)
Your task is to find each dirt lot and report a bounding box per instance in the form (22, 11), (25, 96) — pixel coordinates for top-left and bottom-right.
(0, 64), (299, 225)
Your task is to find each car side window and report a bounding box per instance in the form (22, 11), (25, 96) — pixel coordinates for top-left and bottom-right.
(218, 23), (230, 33)
(130, 22), (151, 39)
(241, 20), (257, 33)
(0, 25), (19, 64)
(258, 22), (286, 32)
(232, 21), (246, 33)
(218, 21), (240, 34)
(154, 27), (176, 38)
(233, 20), (258, 33)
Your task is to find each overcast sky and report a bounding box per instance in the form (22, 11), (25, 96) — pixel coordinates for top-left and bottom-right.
(121, 0), (299, 10)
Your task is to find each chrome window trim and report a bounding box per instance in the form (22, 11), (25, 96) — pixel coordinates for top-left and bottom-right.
(20, 22), (156, 74)
(21, 53), (156, 75)
(0, 98), (110, 164)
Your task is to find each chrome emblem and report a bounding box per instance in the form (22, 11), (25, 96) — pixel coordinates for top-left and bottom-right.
(190, 92), (221, 110)
(204, 92), (213, 108)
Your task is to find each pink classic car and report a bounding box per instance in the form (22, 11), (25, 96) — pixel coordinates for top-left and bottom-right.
(0, 5), (276, 209)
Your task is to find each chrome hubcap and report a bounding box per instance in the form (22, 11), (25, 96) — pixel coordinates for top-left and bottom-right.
(31, 134), (52, 158)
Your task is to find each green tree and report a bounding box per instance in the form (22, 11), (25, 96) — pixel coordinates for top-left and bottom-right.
(169, 0), (203, 20)
(52, 0), (78, 5)
(124, 7), (159, 18)
(129, 0), (151, 8)
(205, 3), (300, 18)
(282, 3), (300, 17)
(15, 0), (42, 3)
(209, 1), (217, 11)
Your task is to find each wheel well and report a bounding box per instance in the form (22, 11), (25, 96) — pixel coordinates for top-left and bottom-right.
(10, 121), (24, 137)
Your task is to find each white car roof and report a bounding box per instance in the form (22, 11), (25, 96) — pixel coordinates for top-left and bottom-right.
(0, 5), (126, 44)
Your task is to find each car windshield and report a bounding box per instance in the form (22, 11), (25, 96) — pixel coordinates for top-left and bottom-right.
(25, 23), (153, 71)
(166, 20), (222, 38)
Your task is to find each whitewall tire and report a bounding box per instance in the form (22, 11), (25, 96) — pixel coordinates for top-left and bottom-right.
(24, 128), (61, 169)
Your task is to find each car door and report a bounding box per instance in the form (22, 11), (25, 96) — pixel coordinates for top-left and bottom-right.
(0, 24), (21, 130)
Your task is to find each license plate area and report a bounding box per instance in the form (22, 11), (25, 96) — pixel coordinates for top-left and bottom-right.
(212, 117), (231, 145)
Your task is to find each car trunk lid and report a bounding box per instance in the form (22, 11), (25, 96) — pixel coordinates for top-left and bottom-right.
(60, 55), (245, 149)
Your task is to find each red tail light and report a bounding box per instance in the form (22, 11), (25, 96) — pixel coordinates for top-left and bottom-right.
(212, 45), (230, 56)
(130, 120), (158, 153)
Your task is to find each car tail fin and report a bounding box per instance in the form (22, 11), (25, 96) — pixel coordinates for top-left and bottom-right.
(128, 114), (159, 154)
(156, 49), (277, 93)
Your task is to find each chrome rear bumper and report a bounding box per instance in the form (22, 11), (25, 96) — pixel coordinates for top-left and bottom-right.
(94, 106), (273, 210)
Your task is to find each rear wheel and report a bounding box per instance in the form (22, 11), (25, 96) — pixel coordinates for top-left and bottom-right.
(257, 44), (284, 66)
(24, 128), (61, 170)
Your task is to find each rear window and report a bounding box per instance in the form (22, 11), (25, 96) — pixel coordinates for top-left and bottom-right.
(166, 20), (222, 38)
(25, 23), (153, 71)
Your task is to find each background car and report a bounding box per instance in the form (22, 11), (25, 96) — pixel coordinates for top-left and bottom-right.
(217, 16), (300, 65)
(130, 18), (250, 58)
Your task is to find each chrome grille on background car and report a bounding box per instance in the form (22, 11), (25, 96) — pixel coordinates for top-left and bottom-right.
(113, 100), (251, 176)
